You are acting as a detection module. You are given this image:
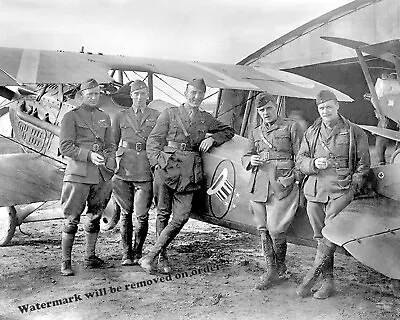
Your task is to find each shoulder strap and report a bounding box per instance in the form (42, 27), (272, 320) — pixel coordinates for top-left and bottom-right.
(175, 109), (190, 137)
(125, 111), (147, 141)
(317, 133), (335, 155)
(73, 108), (101, 139)
(259, 128), (277, 151)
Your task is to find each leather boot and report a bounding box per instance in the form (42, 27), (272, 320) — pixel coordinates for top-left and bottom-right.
(156, 219), (171, 274)
(158, 248), (171, 274)
(84, 232), (105, 269)
(313, 253), (335, 299)
(120, 215), (134, 266)
(139, 223), (181, 273)
(61, 232), (75, 276)
(296, 240), (336, 297)
(255, 230), (280, 290)
(272, 234), (288, 277)
(133, 219), (148, 265)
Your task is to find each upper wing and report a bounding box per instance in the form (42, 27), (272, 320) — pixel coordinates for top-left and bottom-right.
(0, 47), (112, 85)
(0, 46), (352, 101)
(91, 54), (352, 101)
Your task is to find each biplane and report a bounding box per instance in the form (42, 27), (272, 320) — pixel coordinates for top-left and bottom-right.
(1, 0), (400, 293)
(0, 46), (351, 247)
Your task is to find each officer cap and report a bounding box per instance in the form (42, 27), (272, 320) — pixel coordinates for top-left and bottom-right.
(255, 92), (276, 109)
(80, 78), (99, 91)
(187, 78), (206, 92)
(316, 90), (337, 105)
(130, 80), (148, 92)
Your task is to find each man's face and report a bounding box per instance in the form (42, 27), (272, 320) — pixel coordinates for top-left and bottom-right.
(257, 101), (278, 124)
(185, 85), (205, 108)
(317, 99), (339, 123)
(130, 88), (148, 108)
(81, 86), (100, 107)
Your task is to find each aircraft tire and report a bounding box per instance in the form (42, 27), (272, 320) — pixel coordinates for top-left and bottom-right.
(0, 206), (17, 246)
(100, 197), (120, 232)
(389, 148), (400, 164)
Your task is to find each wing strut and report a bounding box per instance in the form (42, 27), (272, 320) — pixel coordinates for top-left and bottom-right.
(148, 72), (154, 101)
(355, 48), (385, 118)
(239, 91), (255, 136)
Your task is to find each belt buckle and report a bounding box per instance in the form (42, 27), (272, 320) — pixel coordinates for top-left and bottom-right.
(135, 142), (142, 152)
(92, 143), (100, 152)
(180, 143), (187, 151)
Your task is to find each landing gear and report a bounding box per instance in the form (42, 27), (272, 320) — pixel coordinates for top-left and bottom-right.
(389, 148), (400, 164)
(0, 206), (17, 246)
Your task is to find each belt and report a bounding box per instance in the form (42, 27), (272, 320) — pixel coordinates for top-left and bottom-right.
(79, 142), (103, 152)
(327, 158), (348, 169)
(258, 150), (293, 162)
(120, 140), (146, 151)
(167, 141), (197, 151)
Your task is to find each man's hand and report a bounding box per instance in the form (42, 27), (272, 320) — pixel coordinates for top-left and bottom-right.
(199, 136), (215, 152)
(250, 155), (264, 167)
(314, 157), (329, 170)
(90, 152), (105, 166)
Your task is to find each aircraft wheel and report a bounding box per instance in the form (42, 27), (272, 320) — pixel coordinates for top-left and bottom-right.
(0, 206), (17, 246)
(100, 197), (120, 232)
(390, 148), (400, 164)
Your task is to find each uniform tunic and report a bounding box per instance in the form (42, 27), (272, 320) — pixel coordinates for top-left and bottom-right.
(112, 107), (160, 218)
(147, 104), (235, 227)
(147, 105), (235, 192)
(59, 105), (116, 234)
(113, 107), (160, 182)
(241, 117), (302, 235)
(296, 115), (370, 238)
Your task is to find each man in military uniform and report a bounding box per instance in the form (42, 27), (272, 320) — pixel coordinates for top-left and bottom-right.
(296, 90), (370, 298)
(59, 78), (116, 276)
(139, 78), (235, 273)
(112, 80), (160, 266)
(241, 92), (303, 290)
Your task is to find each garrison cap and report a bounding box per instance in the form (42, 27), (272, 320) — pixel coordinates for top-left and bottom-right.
(255, 92), (276, 109)
(130, 80), (148, 92)
(316, 90), (337, 105)
(187, 78), (206, 92)
(80, 78), (99, 91)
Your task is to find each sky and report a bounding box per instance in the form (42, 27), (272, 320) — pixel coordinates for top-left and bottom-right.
(0, 0), (353, 103)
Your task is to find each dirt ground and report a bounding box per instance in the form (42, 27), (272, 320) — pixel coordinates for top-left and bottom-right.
(0, 205), (400, 320)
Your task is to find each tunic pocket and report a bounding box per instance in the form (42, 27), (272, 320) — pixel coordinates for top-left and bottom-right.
(65, 158), (87, 177)
(337, 131), (349, 145)
(158, 151), (174, 169)
(336, 174), (352, 189)
(303, 175), (317, 197)
(274, 130), (291, 151)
